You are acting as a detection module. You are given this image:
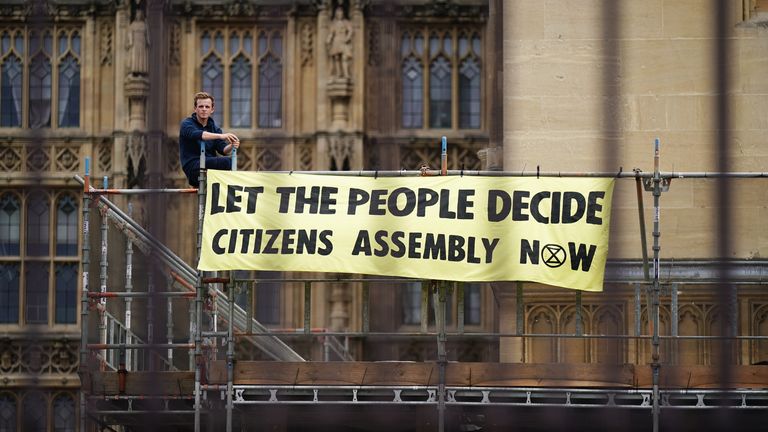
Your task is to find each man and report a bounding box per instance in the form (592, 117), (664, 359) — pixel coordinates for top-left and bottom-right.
(179, 91), (240, 187)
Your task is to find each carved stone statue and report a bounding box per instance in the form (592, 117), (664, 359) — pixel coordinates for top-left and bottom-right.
(326, 6), (352, 80)
(127, 0), (148, 76)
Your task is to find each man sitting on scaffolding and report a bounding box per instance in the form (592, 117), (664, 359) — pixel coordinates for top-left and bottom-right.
(179, 91), (240, 188)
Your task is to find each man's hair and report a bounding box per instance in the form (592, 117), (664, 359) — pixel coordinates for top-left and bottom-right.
(193, 91), (214, 108)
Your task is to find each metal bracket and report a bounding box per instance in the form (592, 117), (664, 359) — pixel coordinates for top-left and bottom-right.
(643, 177), (672, 192)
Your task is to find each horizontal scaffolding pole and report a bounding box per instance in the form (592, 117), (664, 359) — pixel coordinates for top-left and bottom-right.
(87, 343), (194, 350)
(231, 331), (768, 341)
(87, 188), (198, 195)
(266, 169), (768, 179)
(88, 292), (195, 298)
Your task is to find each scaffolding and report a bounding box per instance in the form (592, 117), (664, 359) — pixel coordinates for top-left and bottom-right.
(77, 142), (768, 432)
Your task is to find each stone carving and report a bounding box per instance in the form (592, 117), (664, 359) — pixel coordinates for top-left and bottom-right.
(27, 146), (50, 172)
(367, 22), (380, 66)
(127, 0), (148, 76)
(98, 138), (112, 173)
(328, 134), (353, 171)
(0, 145), (22, 172)
(301, 23), (314, 67)
(55, 146), (79, 172)
(169, 21), (181, 66)
(298, 138), (313, 170)
(326, 6), (352, 80)
(126, 132), (147, 187)
(100, 20), (113, 66)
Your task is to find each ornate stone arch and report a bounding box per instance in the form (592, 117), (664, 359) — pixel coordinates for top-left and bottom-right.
(526, 305), (557, 363)
(592, 305), (625, 364)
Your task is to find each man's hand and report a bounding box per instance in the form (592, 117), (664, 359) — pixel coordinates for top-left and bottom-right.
(221, 132), (239, 146)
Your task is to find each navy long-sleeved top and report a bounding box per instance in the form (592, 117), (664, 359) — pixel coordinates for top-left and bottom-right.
(178, 113), (228, 172)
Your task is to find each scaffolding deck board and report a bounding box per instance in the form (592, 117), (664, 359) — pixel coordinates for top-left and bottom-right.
(203, 362), (768, 389)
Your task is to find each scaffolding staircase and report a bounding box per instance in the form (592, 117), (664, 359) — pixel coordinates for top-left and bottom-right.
(75, 175), (304, 363)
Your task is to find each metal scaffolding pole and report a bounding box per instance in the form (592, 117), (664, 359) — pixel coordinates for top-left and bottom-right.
(194, 144), (206, 432)
(79, 159), (92, 432)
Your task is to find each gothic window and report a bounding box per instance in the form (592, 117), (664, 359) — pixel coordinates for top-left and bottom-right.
(0, 193), (20, 256)
(255, 273), (280, 326)
(0, 26), (81, 129)
(0, 30), (23, 127)
(22, 392), (46, 432)
(401, 27), (482, 130)
(201, 31), (225, 126)
(258, 31), (282, 129)
(199, 27), (284, 129)
(401, 32), (424, 128)
(0, 393), (15, 431)
(400, 282), (455, 327)
(53, 393), (75, 432)
(0, 190), (79, 327)
(458, 33), (481, 129)
(462, 283), (482, 325)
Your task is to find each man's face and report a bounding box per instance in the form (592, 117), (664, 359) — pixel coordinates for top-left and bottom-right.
(194, 98), (214, 122)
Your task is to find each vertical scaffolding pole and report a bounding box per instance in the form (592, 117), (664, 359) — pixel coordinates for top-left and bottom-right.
(362, 281), (370, 334)
(433, 281), (448, 432)
(79, 158), (91, 432)
(125, 203), (134, 371)
(194, 143), (206, 432)
(99, 176), (109, 369)
(226, 278), (235, 432)
(650, 138), (662, 432)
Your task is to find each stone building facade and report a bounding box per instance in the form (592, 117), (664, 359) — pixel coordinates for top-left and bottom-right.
(0, 0), (766, 429)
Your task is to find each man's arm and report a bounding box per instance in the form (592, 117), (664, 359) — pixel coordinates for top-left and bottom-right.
(201, 131), (239, 155)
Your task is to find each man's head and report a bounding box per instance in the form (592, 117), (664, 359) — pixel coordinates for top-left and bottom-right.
(193, 91), (214, 124)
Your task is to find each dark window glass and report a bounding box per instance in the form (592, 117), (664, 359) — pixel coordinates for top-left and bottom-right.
(255, 271), (280, 325)
(0, 394), (17, 431)
(402, 283), (421, 325)
(56, 195), (78, 256)
(258, 55), (282, 128)
(26, 193), (49, 256)
(463, 283), (481, 325)
(0, 263), (19, 323)
(58, 54), (80, 127)
(55, 263), (77, 324)
(29, 53), (52, 128)
(25, 262), (49, 324)
(429, 56), (451, 128)
(230, 55), (252, 128)
(0, 193), (20, 256)
(459, 58), (480, 129)
(22, 392), (46, 432)
(402, 57), (423, 128)
(0, 54), (22, 127)
(201, 55), (224, 126)
(53, 394), (75, 432)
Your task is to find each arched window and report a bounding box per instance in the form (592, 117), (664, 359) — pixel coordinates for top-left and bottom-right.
(57, 54), (80, 127)
(201, 54), (224, 126)
(26, 192), (49, 256)
(0, 193), (20, 256)
(0, 54), (22, 127)
(230, 55), (252, 128)
(400, 27), (482, 131)
(55, 194), (77, 256)
(198, 27), (283, 130)
(53, 393), (75, 432)
(22, 392), (47, 432)
(258, 31), (282, 129)
(0, 26), (81, 129)
(0, 393), (17, 431)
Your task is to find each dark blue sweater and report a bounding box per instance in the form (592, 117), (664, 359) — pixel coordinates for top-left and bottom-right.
(178, 113), (228, 172)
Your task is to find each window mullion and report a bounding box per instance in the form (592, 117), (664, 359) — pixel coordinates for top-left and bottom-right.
(451, 30), (458, 131)
(422, 28), (429, 130)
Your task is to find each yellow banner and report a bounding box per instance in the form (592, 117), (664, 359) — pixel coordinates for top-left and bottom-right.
(199, 171), (615, 292)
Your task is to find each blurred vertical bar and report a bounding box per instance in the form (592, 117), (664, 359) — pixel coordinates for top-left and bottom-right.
(713, 0), (734, 402)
